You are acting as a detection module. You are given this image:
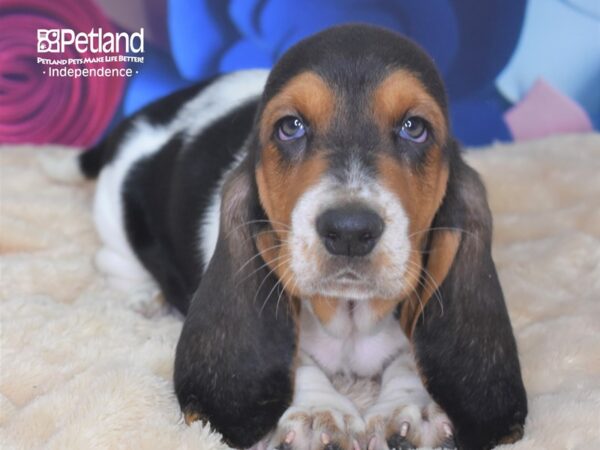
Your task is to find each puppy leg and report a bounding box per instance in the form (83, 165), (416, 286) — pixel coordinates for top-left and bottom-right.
(266, 356), (365, 450)
(364, 352), (455, 450)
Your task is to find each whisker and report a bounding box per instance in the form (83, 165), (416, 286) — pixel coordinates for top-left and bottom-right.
(255, 256), (292, 315)
(236, 252), (290, 288)
(403, 266), (427, 325)
(225, 219), (291, 239)
(259, 260), (294, 318)
(407, 247), (437, 255)
(263, 272), (286, 317)
(232, 229), (292, 249)
(419, 266), (444, 316)
(407, 226), (479, 242)
(275, 268), (296, 319)
(234, 242), (287, 277)
(406, 260), (444, 316)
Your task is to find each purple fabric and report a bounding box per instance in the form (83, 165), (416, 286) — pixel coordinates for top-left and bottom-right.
(0, 0), (125, 147)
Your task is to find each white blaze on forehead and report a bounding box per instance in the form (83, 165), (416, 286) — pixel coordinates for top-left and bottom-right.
(344, 152), (372, 188)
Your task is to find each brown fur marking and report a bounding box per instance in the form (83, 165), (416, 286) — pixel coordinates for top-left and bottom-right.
(377, 153), (448, 244)
(375, 153), (449, 320)
(255, 72), (334, 300)
(400, 230), (461, 338)
(369, 69), (450, 325)
(497, 424), (525, 444)
(184, 410), (206, 426)
(259, 71), (335, 144)
(309, 295), (341, 325)
(372, 70), (447, 141)
(257, 152), (328, 234)
(369, 298), (402, 323)
(373, 69), (449, 246)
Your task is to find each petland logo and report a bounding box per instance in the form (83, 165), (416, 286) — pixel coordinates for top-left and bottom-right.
(37, 28), (144, 54)
(36, 28), (144, 78)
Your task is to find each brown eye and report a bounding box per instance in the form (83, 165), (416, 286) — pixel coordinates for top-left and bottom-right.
(277, 116), (306, 141)
(397, 117), (428, 143)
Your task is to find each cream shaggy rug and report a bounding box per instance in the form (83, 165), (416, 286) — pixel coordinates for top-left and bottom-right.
(1, 134), (599, 449)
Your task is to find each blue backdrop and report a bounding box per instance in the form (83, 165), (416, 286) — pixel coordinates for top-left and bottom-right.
(120, 0), (599, 146)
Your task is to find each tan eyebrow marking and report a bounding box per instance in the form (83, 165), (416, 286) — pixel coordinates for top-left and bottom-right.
(372, 69), (447, 142)
(259, 71), (335, 144)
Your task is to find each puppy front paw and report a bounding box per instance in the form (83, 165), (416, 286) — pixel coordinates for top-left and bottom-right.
(267, 406), (366, 450)
(366, 402), (455, 449)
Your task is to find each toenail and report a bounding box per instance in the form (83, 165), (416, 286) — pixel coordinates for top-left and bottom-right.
(284, 430), (295, 444)
(443, 423), (453, 437)
(400, 422), (409, 437)
(368, 436), (377, 450)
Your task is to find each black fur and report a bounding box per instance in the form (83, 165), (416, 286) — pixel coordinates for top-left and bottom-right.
(122, 100), (259, 314)
(413, 141), (527, 450)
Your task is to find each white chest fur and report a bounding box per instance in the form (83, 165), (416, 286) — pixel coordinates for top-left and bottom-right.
(298, 300), (409, 378)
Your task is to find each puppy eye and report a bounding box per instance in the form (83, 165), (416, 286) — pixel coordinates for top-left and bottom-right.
(277, 116), (306, 141)
(397, 117), (428, 143)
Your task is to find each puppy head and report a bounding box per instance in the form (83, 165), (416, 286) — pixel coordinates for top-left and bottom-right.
(252, 25), (450, 306)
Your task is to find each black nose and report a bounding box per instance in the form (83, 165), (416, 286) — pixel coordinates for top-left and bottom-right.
(316, 205), (385, 257)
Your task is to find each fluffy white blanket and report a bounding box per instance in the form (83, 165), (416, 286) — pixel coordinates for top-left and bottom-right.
(1, 134), (599, 449)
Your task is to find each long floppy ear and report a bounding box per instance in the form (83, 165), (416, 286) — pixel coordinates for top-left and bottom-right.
(174, 158), (297, 448)
(403, 143), (527, 450)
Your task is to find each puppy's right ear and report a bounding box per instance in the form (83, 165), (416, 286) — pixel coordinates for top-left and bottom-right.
(174, 159), (297, 448)
(403, 150), (527, 449)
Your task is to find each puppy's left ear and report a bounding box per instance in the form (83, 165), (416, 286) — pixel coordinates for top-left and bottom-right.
(403, 143), (527, 450)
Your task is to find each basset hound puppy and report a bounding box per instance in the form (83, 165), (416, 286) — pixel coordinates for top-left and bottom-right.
(80, 24), (527, 450)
